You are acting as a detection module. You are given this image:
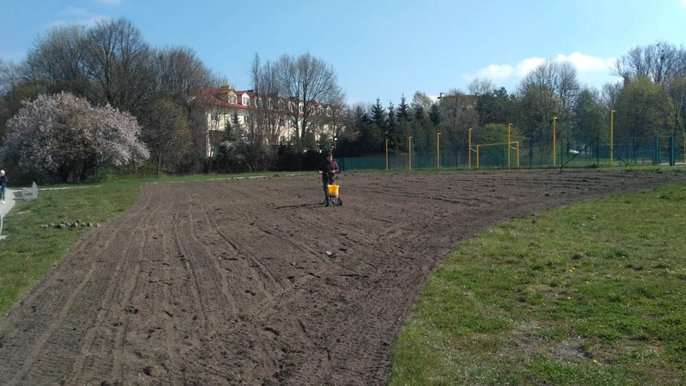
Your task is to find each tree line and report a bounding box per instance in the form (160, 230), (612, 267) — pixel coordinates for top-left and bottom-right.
(0, 16), (684, 182)
(337, 42), (686, 163)
(0, 18), (219, 182)
(0, 18), (345, 183)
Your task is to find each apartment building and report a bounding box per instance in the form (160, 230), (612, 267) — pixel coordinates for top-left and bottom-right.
(197, 86), (342, 157)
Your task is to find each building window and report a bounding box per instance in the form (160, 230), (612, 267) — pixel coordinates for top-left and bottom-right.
(229, 94), (237, 104)
(242, 95), (250, 106)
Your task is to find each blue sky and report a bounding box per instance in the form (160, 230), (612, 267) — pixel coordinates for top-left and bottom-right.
(1, 0), (685, 105)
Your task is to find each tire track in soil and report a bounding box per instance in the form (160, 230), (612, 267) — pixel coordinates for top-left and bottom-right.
(202, 182), (336, 382)
(64, 189), (165, 385)
(148, 184), (277, 384)
(1, 170), (686, 385)
(105, 186), (197, 384)
(218, 183), (288, 300)
(0, 187), (159, 385)
(176, 188), (280, 383)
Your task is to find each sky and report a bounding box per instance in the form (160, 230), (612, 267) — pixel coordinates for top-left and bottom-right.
(1, 0), (685, 106)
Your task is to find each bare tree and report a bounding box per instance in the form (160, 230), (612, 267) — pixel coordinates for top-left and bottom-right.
(251, 54), (284, 147)
(438, 89), (478, 162)
(467, 78), (496, 96)
(317, 104), (345, 150)
(601, 82), (622, 110)
(516, 83), (562, 147)
(82, 18), (154, 116)
(411, 91), (433, 112)
(614, 42), (686, 85)
(572, 87), (606, 147)
(152, 47), (216, 171)
(18, 19), (156, 119)
(0, 59), (21, 95)
(274, 52), (344, 151)
(667, 77), (686, 135)
(522, 61), (579, 116)
(615, 76), (672, 141)
(143, 97), (192, 175)
(232, 54), (273, 171)
(23, 25), (90, 97)
(154, 47), (213, 104)
(519, 61), (579, 157)
(0, 59), (23, 137)
(7, 18), (228, 174)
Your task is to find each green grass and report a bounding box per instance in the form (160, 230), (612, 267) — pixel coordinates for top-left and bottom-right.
(0, 179), (140, 314)
(389, 182), (686, 385)
(0, 171), (307, 315)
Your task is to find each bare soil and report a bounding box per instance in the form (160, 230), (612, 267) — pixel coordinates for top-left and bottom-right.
(1, 170), (685, 385)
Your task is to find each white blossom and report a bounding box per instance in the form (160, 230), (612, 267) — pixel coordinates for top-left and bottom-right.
(2, 92), (149, 181)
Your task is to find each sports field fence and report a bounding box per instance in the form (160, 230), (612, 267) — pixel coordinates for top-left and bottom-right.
(337, 135), (686, 171)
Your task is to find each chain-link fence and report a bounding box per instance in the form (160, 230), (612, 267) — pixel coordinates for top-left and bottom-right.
(337, 135), (686, 171)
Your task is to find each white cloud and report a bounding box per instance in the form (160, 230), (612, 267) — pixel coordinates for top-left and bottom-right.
(468, 56), (545, 82)
(682, 0), (686, 7)
(475, 63), (514, 80)
(552, 52), (615, 72)
(48, 8), (109, 28)
(465, 52), (617, 89)
(516, 57), (546, 76)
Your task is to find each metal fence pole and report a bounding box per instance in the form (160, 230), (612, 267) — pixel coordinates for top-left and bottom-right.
(385, 139), (388, 170)
(408, 136), (413, 171)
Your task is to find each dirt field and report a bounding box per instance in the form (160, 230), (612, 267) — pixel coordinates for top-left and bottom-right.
(1, 170), (685, 385)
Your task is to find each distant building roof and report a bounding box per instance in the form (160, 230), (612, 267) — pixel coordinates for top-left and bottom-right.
(196, 87), (252, 109)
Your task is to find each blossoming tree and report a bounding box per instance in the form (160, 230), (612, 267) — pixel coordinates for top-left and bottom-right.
(2, 92), (149, 182)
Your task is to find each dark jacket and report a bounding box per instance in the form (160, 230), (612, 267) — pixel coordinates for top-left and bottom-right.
(320, 158), (339, 181)
(0, 175), (6, 188)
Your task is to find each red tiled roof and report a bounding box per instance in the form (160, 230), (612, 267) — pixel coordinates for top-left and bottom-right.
(196, 87), (338, 115)
(195, 87), (250, 109)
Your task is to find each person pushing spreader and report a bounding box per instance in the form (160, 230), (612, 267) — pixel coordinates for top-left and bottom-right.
(318, 151), (342, 207)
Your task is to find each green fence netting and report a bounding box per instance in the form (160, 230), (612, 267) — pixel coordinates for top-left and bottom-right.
(337, 135), (686, 171)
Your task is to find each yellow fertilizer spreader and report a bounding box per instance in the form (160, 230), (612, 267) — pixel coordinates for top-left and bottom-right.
(326, 184), (343, 206)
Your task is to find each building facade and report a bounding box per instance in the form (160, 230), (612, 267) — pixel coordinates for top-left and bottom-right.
(197, 86), (342, 157)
